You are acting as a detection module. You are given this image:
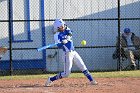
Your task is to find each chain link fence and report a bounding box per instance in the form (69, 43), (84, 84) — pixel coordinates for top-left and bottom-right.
(0, 0), (140, 76)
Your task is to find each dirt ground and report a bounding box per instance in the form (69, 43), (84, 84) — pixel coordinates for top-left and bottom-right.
(0, 77), (140, 93)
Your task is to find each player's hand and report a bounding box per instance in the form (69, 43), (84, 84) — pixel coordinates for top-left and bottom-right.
(62, 39), (68, 44)
(66, 36), (72, 41)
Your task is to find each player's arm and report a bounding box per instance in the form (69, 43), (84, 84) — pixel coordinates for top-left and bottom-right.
(53, 32), (64, 48)
(66, 33), (72, 41)
(62, 29), (73, 44)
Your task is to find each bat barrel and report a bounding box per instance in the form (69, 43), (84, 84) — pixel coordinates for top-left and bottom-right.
(37, 43), (58, 51)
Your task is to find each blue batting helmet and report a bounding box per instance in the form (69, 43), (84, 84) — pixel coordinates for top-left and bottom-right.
(124, 28), (131, 33)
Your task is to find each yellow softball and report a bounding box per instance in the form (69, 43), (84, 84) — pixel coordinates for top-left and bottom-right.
(81, 40), (86, 46)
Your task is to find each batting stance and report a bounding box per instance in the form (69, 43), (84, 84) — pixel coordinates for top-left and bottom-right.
(45, 19), (97, 86)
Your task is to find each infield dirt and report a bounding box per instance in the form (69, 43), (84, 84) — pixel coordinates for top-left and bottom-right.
(0, 77), (140, 93)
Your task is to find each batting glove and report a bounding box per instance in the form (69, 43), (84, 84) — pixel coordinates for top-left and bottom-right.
(62, 39), (68, 44)
(66, 36), (72, 41)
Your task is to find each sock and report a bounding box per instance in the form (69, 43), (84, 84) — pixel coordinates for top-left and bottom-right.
(82, 70), (93, 81)
(50, 72), (62, 82)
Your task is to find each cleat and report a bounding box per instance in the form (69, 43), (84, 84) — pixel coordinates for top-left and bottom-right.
(90, 80), (98, 85)
(45, 77), (52, 87)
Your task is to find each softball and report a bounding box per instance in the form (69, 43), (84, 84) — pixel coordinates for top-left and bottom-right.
(81, 40), (86, 46)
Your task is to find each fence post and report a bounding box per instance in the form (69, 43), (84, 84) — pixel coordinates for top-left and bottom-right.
(8, 0), (13, 75)
(117, 0), (121, 71)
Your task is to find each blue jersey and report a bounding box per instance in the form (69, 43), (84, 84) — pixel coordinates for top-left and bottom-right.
(56, 28), (75, 52)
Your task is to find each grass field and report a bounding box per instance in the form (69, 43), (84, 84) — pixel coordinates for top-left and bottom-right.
(0, 70), (140, 80)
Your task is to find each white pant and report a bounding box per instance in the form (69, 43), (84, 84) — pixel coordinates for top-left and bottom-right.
(61, 50), (87, 78)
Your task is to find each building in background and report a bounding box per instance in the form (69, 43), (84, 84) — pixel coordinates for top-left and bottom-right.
(0, 0), (140, 71)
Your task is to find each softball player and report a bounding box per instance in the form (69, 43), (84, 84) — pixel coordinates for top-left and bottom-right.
(45, 19), (97, 86)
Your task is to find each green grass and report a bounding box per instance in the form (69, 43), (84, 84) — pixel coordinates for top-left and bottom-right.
(91, 70), (140, 78)
(0, 70), (140, 80)
(70, 70), (140, 78)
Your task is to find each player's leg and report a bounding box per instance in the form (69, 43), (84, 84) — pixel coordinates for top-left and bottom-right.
(45, 52), (73, 86)
(133, 50), (140, 69)
(61, 52), (74, 77)
(73, 51), (97, 85)
(50, 52), (73, 80)
(125, 50), (136, 70)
